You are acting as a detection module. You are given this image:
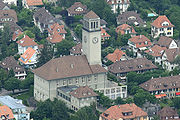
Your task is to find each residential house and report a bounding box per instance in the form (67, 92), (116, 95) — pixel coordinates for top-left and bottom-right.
(151, 15), (174, 38)
(16, 35), (38, 55)
(161, 48), (180, 71)
(105, 48), (127, 63)
(106, 0), (130, 14)
(0, 1), (10, 10)
(33, 11), (127, 102)
(22, 0), (43, 10)
(99, 103), (149, 120)
(33, 7), (56, 32)
(0, 96), (30, 120)
(19, 47), (38, 68)
(0, 56), (27, 79)
(70, 43), (82, 56)
(116, 24), (136, 37)
(0, 105), (14, 120)
(2, 0), (17, 6)
(157, 36), (178, 49)
(139, 75), (180, 98)
(67, 2), (87, 16)
(101, 28), (111, 43)
(8, 21), (22, 33)
(100, 19), (107, 29)
(128, 35), (152, 52)
(145, 45), (167, 65)
(117, 11), (146, 26)
(12, 29), (23, 41)
(158, 106), (179, 120)
(57, 86), (98, 111)
(0, 9), (17, 29)
(108, 58), (157, 81)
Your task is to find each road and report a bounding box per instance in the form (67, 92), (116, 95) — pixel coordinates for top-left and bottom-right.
(60, 19), (81, 43)
(0, 88), (28, 96)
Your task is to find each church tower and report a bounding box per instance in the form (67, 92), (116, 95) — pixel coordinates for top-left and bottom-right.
(82, 11), (102, 65)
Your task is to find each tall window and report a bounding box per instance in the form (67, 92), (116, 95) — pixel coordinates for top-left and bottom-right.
(96, 22), (98, 28)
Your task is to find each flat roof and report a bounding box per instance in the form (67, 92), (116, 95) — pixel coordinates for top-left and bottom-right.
(58, 85), (78, 94)
(0, 96), (26, 109)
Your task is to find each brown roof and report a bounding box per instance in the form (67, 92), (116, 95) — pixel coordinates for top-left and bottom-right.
(32, 55), (107, 80)
(106, 49), (126, 62)
(0, 56), (25, 73)
(0, 1), (9, 10)
(164, 48), (180, 62)
(108, 58), (157, 74)
(0, 105), (14, 119)
(151, 15), (174, 28)
(67, 2), (87, 15)
(70, 86), (98, 98)
(140, 75), (180, 92)
(16, 35), (38, 47)
(158, 36), (175, 48)
(70, 43), (82, 55)
(0, 9), (17, 23)
(100, 103), (148, 120)
(145, 45), (167, 57)
(116, 24), (136, 35)
(84, 10), (99, 19)
(107, 0), (130, 5)
(158, 106), (179, 120)
(26, 0), (43, 6)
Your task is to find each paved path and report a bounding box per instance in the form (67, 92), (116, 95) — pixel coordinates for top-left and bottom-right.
(0, 88), (28, 96)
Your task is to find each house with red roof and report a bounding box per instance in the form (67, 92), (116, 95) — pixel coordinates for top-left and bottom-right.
(19, 47), (37, 67)
(145, 45), (167, 65)
(128, 35), (152, 52)
(57, 86), (98, 111)
(106, 0), (130, 13)
(116, 24), (136, 37)
(151, 15), (174, 38)
(101, 28), (111, 43)
(105, 48), (127, 63)
(12, 29), (23, 41)
(0, 105), (14, 120)
(47, 23), (67, 44)
(22, 0), (43, 9)
(16, 35), (38, 54)
(99, 103), (148, 120)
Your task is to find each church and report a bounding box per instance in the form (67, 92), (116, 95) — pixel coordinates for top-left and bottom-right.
(33, 11), (127, 104)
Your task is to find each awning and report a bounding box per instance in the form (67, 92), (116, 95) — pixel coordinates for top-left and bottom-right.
(176, 92), (180, 95)
(155, 94), (166, 98)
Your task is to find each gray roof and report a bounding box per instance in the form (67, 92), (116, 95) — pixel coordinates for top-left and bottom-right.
(34, 7), (56, 25)
(0, 96), (26, 109)
(0, 1), (9, 10)
(58, 85), (78, 94)
(117, 11), (145, 26)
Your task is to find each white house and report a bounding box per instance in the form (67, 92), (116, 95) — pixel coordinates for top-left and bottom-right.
(0, 96), (30, 120)
(158, 36), (178, 49)
(22, 0), (43, 9)
(2, 0), (17, 6)
(19, 47), (38, 68)
(106, 0), (130, 13)
(16, 35), (38, 55)
(151, 16), (174, 38)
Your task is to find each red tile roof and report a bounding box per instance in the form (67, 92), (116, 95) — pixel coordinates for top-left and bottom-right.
(16, 35), (38, 47)
(48, 23), (67, 35)
(151, 15), (174, 28)
(129, 35), (152, 48)
(101, 28), (111, 40)
(106, 48), (126, 62)
(12, 29), (23, 41)
(19, 47), (36, 64)
(145, 45), (167, 57)
(116, 24), (136, 35)
(70, 86), (98, 98)
(26, 0), (43, 6)
(47, 33), (63, 44)
(100, 103), (148, 120)
(0, 105), (14, 119)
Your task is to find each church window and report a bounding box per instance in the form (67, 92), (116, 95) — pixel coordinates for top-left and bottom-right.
(63, 80), (66, 85)
(82, 77), (85, 83)
(91, 22), (93, 29)
(94, 22), (96, 28)
(75, 78), (79, 84)
(96, 22), (98, 28)
(94, 74), (98, 82)
(69, 79), (72, 84)
(88, 76), (91, 82)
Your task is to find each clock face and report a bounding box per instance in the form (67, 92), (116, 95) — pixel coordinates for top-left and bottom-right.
(84, 36), (87, 43)
(92, 37), (98, 44)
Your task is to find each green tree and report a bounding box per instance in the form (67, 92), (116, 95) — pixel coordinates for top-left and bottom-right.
(8, 69), (15, 78)
(114, 97), (125, 105)
(4, 77), (20, 93)
(173, 55), (180, 69)
(37, 41), (54, 67)
(74, 24), (82, 39)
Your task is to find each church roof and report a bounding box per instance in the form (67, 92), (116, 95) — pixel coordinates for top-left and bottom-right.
(32, 55), (107, 80)
(84, 10), (99, 19)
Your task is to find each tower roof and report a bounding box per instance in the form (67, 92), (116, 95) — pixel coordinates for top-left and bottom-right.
(84, 10), (99, 19)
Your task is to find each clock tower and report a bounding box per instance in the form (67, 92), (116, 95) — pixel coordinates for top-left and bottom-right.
(82, 11), (102, 65)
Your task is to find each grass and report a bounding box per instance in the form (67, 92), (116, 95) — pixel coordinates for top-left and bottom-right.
(16, 92), (30, 106)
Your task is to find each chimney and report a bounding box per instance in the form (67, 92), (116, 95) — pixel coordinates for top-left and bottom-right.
(151, 76), (154, 79)
(140, 35), (142, 39)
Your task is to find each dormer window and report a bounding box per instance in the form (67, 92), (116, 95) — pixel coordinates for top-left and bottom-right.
(4, 14), (8, 16)
(57, 29), (60, 32)
(162, 21), (169, 26)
